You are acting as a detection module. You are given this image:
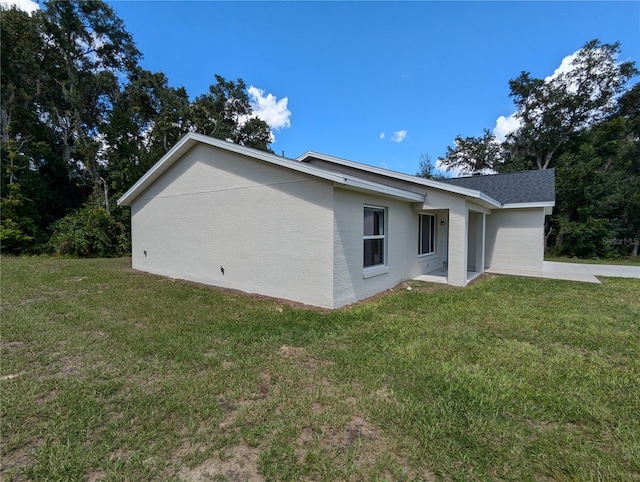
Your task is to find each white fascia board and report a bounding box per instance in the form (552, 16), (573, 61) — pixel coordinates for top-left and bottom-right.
(467, 193), (504, 209)
(501, 201), (556, 209)
(118, 133), (346, 206)
(118, 133), (197, 206)
(336, 176), (425, 202)
(297, 151), (501, 208)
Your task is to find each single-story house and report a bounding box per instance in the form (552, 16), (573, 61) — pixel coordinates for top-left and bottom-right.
(118, 132), (555, 309)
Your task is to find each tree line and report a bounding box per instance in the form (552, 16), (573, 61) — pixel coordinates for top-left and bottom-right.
(1, 0), (273, 256)
(419, 40), (639, 258)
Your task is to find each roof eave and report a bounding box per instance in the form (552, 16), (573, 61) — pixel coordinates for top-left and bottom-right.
(501, 201), (556, 209)
(336, 177), (425, 202)
(297, 151), (501, 207)
(118, 133), (349, 206)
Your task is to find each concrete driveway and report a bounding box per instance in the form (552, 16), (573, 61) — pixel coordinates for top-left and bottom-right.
(485, 262), (639, 283)
(539, 261), (640, 283)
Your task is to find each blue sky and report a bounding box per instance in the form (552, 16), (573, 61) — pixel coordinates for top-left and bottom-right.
(5, 1), (640, 176)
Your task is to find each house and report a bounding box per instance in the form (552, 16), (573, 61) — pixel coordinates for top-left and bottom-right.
(117, 132), (555, 309)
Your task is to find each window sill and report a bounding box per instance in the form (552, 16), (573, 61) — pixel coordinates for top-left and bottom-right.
(418, 253), (436, 263)
(363, 265), (389, 279)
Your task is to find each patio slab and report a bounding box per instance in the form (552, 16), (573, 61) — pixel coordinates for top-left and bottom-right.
(487, 261), (640, 284)
(416, 262), (639, 286)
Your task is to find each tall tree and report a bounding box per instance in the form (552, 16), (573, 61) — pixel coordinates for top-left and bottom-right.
(506, 40), (638, 170)
(103, 67), (190, 196)
(1, 1), (278, 256)
(438, 39), (638, 174)
(437, 129), (504, 175)
(190, 75), (273, 152)
(0, 6), (82, 251)
(40, 0), (140, 206)
(552, 112), (640, 258)
(415, 153), (446, 179)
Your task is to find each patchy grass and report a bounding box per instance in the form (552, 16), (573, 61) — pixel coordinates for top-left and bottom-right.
(1, 257), (639, 481)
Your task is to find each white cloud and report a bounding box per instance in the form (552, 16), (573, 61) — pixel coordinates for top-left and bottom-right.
(247, 86), (291, 130)
(0, 0), (39, 13)
(379, 132), (385, 139)
(545, 52), (578, 83)
(492, 50), (581, 141)
(391, 130), (407, 143)
(494, 112), (522, 142)
(236, 86), (291, 143)
(435, 157), (464, 178)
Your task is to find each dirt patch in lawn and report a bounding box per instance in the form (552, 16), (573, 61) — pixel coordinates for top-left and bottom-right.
(277, 345), (305, 358)
(57, 354), (84, 378)
(297, 416), (436, 481)
(257, 372), (271, 400)
(177, 443), (263, 482)
(0, 441), (42, 481)
(276, 345), (334, 373)
(0, 340), (26, 351)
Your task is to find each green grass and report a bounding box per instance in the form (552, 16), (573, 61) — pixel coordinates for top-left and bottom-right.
(2, 256), (639, 481)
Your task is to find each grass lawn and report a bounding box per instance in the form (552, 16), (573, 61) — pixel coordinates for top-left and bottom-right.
(2, 257), (639, 481)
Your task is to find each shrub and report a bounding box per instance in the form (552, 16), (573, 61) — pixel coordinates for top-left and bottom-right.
(49, 205), (129, 257)
(0, 183), (39, 254)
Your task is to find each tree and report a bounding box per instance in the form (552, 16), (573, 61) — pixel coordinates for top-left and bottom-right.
(506, 39), (638, 170)
(415, 153), (447, 179)
(39, 0), (140, 206)
(438, 39), (638, 174)
(433, 39), (639, 259)
(1, 1), (141, 253)
(1, 6), (84, 250)
(437, 129), (504, 175)
(190, 75), (273, 152)
(103, 67), (190, 196)
(551, 113), (640, 258)
(1, 1), (280, 256)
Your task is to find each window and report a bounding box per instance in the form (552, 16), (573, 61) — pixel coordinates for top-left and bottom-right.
(419, 213), (436, 255)
(364, 206), (385, 267)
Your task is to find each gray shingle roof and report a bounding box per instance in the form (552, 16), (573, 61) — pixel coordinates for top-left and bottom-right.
(439, 169), (555, 205)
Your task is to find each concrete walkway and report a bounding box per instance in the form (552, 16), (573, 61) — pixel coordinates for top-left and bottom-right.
(487, 261), (640, 284)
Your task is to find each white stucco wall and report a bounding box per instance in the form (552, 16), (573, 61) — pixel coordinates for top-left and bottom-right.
(332, 188), (429, 308)
(485, 208), (545, 275)
(421, 190), (469, 286)
(130, 144), (335, 308)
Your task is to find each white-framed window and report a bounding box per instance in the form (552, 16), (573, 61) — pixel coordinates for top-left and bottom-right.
(419, 213), (436, 256)
(364, 206), (386, 268)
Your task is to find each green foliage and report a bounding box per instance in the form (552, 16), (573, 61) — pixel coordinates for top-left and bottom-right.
(437, 129), (503, 175)
(551, 109), (640, 258)
(190, 75), (273, 152)
(48, 205), (129, 257)
(1, 1), (275, 256)
(506, 40), (637, 170)
(415, 152), (447, 179)
(0, 183), (38, 253)
(103, 67), (192, 196)
(0, 218), (35, 254)
(552, 217), (614, 258)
